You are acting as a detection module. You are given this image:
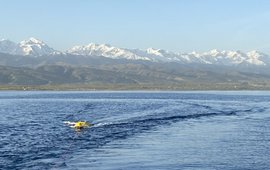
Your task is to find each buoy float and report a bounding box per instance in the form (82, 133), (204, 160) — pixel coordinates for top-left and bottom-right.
(73, 121), (90, 129)
(64, 121), (91, 129)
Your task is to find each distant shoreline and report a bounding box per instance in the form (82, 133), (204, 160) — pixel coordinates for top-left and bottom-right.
(1, 83), (270, 91)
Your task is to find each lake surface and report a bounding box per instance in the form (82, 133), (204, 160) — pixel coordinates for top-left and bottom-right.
(0, 91), (270, 170)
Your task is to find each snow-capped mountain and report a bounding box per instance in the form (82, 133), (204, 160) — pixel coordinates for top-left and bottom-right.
(18, 37), (59, 56)
(0, 38), (59, 56)
(67, 43), (270, 66)
(184, 49), (266, 66)
(1, 37), (270, 66)
(0, 39), (18, 55)
(67, 43), (151, 61)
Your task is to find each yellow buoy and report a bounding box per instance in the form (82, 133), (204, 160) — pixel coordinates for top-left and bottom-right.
(64, 121), (92, 129)
(73, 121), (90, 129)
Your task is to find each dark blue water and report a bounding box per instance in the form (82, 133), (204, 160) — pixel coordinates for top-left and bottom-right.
(1, 91), (270, 170)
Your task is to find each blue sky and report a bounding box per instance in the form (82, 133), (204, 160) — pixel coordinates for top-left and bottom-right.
(1, 0), (270, 53)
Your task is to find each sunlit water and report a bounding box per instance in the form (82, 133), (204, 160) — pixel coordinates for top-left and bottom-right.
(0, 91), (270, 169)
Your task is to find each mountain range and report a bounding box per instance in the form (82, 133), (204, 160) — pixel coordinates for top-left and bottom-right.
(1, 37), (270, 66)
(0, 37), (270, 90)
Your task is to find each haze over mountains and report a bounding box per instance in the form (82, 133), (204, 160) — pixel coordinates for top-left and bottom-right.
(1, 37), (270, 90)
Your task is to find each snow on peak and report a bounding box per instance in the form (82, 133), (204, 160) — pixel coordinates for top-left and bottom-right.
(247, 50), (262, 57)
(18, 37), (58, 56)
(67, 43), (151, 61)
(146, 48), (164, 56)
(208, 49), (220, 56)
(246, 50), (267, 65)
(21, 37), (44, 45)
